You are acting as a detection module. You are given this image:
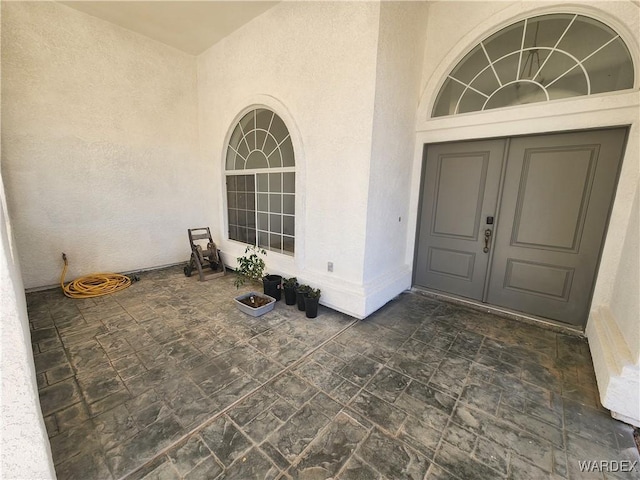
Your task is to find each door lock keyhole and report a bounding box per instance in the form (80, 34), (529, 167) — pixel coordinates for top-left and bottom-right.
(483, 229), (492, 253)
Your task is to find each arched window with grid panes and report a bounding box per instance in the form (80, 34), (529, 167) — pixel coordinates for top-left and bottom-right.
(433, 13), (634, 117)
(225, 108), (295, 255)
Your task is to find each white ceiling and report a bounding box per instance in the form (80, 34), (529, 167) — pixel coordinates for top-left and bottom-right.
(59, 1), (279, 55)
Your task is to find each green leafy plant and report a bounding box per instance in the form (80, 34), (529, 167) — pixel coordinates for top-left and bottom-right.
(283, 277), (298, 288)
(306, 288), (321, 299)
(234, 246), (267, 289)
(296, 284), (310, 294)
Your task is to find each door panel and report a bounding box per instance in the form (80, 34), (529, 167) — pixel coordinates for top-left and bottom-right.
(414, 139), (505, 300)
(487, 128), (627, 325)
(433, 153), (487, 238)
(510, 146), (596, 251)
(503, 259), (574, 300)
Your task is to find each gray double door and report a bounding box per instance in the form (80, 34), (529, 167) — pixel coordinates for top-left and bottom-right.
(415, 128), (627, 326)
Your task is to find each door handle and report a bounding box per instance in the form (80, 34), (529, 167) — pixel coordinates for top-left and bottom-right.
(483, 229), (492, 253)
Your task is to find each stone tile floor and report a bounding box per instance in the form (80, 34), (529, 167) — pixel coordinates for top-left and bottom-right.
(27, 266), (639, 479)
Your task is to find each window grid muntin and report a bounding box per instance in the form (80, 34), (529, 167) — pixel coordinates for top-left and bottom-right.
(225, 109), (295, 255)
(433, 13), (634, 117)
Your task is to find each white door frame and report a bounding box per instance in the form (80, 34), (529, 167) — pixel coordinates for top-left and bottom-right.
(406, 2), (640, 316)
(408, 90), (639, 314)
(407, 0), (640, 425)
(408, 0), (640, 318)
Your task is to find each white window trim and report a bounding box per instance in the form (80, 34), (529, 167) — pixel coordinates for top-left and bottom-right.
(434, 13), (634, 117)
(220, 96), (306, 272)
(419, 4), (639, 123)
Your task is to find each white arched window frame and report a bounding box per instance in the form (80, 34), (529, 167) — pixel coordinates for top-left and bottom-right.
(433, 13), (635, 117)
(225, 108), (296, 255)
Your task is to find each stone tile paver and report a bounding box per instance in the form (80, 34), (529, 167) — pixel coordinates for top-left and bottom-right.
(24, 266), (639, 480)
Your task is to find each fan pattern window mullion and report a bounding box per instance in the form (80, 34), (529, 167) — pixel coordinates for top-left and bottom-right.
(225, 109), (296, 255)
(433, 13), (634, 117)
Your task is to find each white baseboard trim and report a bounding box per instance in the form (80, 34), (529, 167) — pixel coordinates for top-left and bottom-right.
(312, 266), (412, 319)
(222, 247), (412, 319)
(362, 266), (412, 317)
(586, 306), (640, 427)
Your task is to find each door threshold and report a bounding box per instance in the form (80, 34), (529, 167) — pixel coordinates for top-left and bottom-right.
(410, 286), (585, 337)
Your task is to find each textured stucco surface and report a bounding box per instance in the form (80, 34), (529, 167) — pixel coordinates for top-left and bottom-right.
(587, 306), (640, 426)
(610, 187), (640, 364)
(410, 0), (640, 424)
(588, 175), (639, 423)
(1, 0), (639, 453)
(58, 1), (278, 55)
(1, 2), (200, 289)
(1, 180), (55, 477)
(1, 7), (56, 476)
(197, 1), (381, 317)
(362, 1), (428, 314)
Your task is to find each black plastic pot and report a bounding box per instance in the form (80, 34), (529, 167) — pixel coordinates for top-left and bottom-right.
(263, 275), (282, 301)
(284, 286), (297, 305)
(304, 296), (319, 318)
(296, 289), (306, 311)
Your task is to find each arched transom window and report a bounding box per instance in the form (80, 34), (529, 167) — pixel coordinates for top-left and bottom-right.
(225, 108), (295, 255)
(433, 13), (634, 117)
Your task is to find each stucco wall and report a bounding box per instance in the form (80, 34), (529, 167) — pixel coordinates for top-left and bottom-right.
(198, 1), (380, 317)
(610, 188), (640, 364)
(1, 2), (200, 289)
(362, 1), (429, 314)
(1, 177), (55, 476)
(414, 0), (640, 313)
(410, 0), (640, 424)
(585, 185), (639, 426)
(420, 1), (509, 96)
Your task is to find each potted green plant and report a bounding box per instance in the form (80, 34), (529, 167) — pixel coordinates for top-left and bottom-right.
(296, 284), (310, 311)
(283, 277), (298, 305)
(233, 246), (277, 315)
(234, 245), (282, 301)
(234, 245), (267, 288)
(304, 288), (321, 318)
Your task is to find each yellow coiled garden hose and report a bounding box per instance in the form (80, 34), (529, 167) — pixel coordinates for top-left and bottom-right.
(60, 253), (131, 298)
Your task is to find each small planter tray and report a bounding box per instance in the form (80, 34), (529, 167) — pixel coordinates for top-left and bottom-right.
(234, 292), (276, 317)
